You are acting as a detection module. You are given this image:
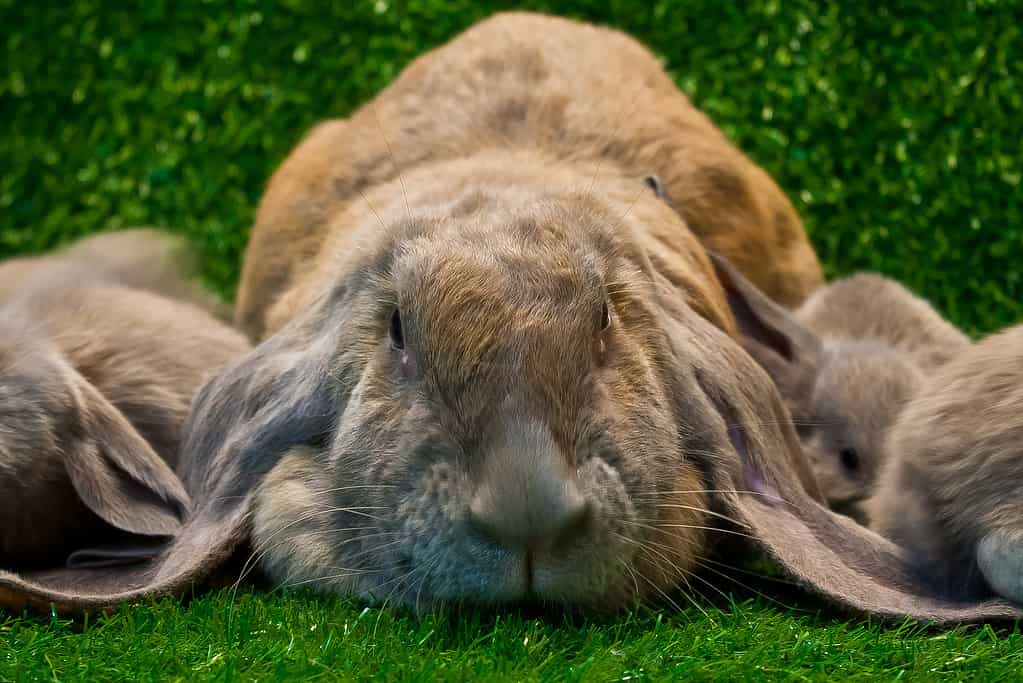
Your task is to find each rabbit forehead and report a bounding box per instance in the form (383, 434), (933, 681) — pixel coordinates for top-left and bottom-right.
(813, 345), (922, 428)
(389, 194), (627, 293)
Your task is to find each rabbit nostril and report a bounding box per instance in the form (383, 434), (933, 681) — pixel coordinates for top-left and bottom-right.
(839, 447), (860, 471)
(552, 498), (592, 549)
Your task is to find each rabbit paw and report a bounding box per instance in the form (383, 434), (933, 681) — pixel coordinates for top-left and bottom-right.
(977, 528), (1023, 604)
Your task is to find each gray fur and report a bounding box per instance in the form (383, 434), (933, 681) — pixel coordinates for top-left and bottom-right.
(868, 324), (1023, 602)
(709, 254), (968, 520)
(0, 229), (249, 569)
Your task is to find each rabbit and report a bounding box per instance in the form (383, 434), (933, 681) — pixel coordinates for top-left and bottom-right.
(708, 254), (970, 522)
(0, 229), (250, 569)
(176, 11), (829, 611)
(865, 323), (1023, 603)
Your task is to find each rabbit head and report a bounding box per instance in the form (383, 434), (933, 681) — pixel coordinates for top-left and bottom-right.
(179, 157), (821, 611)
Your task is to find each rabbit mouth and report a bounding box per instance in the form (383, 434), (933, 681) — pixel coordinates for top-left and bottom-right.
(253, 427), (706, 610)
(345, 458), (644, 610)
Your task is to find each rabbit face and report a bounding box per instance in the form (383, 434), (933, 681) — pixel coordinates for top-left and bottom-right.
(795, 344), (924, 519)
(195, 185), (740, 610)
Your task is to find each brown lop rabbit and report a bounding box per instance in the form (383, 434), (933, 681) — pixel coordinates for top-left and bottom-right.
(176, 11), (826, 610)
(868, 323), (1023, 603)
(710, 256), (970, 521)
(0, 229), (250, 568)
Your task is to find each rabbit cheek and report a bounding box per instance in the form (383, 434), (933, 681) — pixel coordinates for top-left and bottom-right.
(252, 447), (364, 594)
(631, 463), (707, 596)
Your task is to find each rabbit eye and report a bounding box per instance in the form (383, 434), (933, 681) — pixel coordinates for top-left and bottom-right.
(839, 447), (859, 471)
(600, 301), (611, 331)
(389, 309), (405, 350)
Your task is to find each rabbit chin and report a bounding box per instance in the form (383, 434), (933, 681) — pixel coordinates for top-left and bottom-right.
(251, 447), (707, 610)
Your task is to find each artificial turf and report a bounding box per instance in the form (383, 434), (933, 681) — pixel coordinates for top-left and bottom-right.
(2, 0), (1023, 680)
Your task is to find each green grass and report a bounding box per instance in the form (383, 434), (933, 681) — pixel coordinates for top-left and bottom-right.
(2, 0), (1023, 680)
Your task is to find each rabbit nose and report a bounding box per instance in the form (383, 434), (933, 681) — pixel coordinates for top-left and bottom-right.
(468, 417), (591, 552)
(469, 476), (591, 552)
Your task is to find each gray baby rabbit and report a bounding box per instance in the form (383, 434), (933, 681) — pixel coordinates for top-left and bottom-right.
(867, 323), (1023, 603)
(0, 229), (249, 568)
(710, 254), (970, 520)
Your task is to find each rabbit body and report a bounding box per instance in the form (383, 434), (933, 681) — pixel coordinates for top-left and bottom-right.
(175, 12), (826, 610)
(0, 230), (249, 567)
(868, 323), (1023, 602)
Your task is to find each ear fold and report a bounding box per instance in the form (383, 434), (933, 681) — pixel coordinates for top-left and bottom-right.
(62, 370), (191, 538)
(706, 250), (822, 394)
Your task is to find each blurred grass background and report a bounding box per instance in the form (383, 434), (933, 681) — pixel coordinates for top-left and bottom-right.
(2, 0), (1023, 680)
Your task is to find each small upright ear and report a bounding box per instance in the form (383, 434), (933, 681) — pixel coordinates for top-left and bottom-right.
(63, 368), (191, 538)
(706, 250), (822, 392)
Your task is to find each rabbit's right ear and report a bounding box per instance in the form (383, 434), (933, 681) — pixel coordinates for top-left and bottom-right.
(175, 290), (346, 512)
(62, 367), (191, 538)
(707, 251), (822, 394)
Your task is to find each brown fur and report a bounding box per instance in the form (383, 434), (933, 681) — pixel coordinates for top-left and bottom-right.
(164, 12), (828, 609)
(0, 230), (250, 568)
(867, 324), (1023, 602)
(710, 258), (969, 520)
(235, 11), (821, 341)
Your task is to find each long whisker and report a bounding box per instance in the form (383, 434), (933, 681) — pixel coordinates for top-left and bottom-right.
(698, 556), (800, 587)
(651, 503), (751, 528)
(639, 523), (758, 542)
(694, 558), (808, 612)
(229, 501), (394, 595)
(631, 489), (792, 507)
(283, 566), (387, 589)
(358, 187), (388, 233)
(371, 103), (411, 220)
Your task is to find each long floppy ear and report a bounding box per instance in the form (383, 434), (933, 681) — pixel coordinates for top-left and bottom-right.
(686, 310), (1023, 624)
(706, 251), (822, 396)
(173, 299), (343, 507)
(0, 294), (346, 615)
(63, 367), (190, 538)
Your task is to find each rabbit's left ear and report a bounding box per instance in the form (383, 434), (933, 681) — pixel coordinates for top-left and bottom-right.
(682, 309), (1023, 625)
(62, 365), (190, 539)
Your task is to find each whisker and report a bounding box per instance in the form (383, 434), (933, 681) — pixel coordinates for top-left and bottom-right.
(371, 103), (411, 220)
(284, 566), (387, 589)
(632, 489), (791, 506)
(228, 502), (394, 595)
(694, 558), (808, 612)
(358, 187), (388, 233)
(698, 556), (800, 587)
(651, 503), (751, 528)
(652, 524), (758, 541)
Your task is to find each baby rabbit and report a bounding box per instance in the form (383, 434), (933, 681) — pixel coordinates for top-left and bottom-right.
(0, 229), (249, 568)
(710, 254), (970, 521)
(867, 323), (1023, 603)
